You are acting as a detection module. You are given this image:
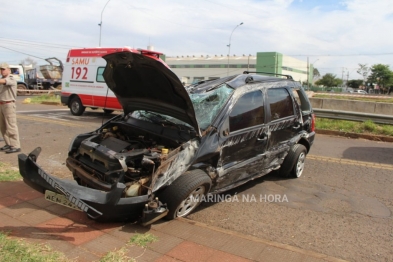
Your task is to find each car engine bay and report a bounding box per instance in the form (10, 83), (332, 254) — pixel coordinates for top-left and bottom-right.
(66, 117), (196, 198)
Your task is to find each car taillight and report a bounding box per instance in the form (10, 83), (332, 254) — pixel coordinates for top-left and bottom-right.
(311, 113), (316, 132)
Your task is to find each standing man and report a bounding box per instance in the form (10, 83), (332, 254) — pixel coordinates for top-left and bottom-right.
(0, 63), (21, 153)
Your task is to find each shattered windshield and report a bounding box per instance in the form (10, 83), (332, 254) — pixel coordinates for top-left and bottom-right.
(190, 85), (234, 129)
(130, 85), (233, 132)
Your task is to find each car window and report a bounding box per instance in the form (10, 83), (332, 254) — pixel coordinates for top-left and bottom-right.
(229, 90), (264, 132)
(267, 88), (294, 120)
(96, 67), (105, 82)
(290, 87), (311, 112)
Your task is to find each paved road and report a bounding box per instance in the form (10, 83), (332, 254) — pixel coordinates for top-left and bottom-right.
(188, 137), (393, 262)
(2, 98), (392, 262)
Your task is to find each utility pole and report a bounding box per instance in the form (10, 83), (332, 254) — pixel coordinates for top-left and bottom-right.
(342, 67), (346, 89)
(307, 57), (309, 89)
(347, 71), (349, 87)
(342, 68), (344, 83)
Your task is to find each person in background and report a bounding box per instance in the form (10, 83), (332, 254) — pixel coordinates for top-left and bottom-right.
(0, 62), (21, 153)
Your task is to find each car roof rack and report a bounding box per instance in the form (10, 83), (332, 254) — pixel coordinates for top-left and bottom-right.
(243, 71), (293, 80)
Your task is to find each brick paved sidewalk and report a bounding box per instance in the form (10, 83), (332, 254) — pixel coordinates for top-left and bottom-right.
(0, 181), (348, 262)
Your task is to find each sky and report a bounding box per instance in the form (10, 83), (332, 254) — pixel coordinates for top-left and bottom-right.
(1, 0), (392, 80)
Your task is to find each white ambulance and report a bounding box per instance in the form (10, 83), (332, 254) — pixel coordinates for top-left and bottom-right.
(62, 47), (166, 115)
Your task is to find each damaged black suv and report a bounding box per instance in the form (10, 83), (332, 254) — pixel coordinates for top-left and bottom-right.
(18, 50), (315, 226)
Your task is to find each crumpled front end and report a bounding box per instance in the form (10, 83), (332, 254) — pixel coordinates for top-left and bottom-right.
(18, 148), (168, 225)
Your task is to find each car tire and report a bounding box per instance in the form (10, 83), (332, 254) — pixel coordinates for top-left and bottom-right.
(279, 144), (307, 178)
(70, 97), (86, 116)
(103, 109), (114, 114)
(159, 169), (211, 220)
(17, 84), (29, 96)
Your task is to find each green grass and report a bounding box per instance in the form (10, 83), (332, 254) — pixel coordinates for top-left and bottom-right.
(0, 227), (157, 262)
(0, 232), (70, 262)
(0, 163), (22, 181)
(100, 233), (158, 262)
(128, 233), (158, 248)
(28, 94), (60, 104)
(313, 94), (393, 103)
(100, 247), (135, 262)
(316, 118), (393, 136)
(0, 232), (158, 262)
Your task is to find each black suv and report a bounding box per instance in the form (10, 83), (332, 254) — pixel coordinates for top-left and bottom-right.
(19, 51), (315, 226)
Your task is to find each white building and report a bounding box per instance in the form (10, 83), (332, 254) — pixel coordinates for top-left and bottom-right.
(165, 52), (314, 85)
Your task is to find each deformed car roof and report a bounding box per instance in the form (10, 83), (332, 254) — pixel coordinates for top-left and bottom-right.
(188, 73), (301, 94)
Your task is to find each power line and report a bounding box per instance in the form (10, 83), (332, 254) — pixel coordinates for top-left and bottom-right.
(0, 46), (46, 60)
(0, 37), (81, 49)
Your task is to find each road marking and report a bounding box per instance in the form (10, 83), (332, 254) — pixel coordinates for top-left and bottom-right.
(17, 109), (70, 113)
(308, 155), (393, 170)
(17, 114), (87, 127)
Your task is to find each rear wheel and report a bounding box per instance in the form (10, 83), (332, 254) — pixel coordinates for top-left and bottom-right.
(70, 97), (85, 116)
(159, 169), (211, 220)
(279, 144), (307, 178)
(17, 84), (28, 96)
(103, 109), (114, 114)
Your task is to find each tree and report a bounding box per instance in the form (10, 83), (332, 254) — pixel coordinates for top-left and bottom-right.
(315, 73), (343, 87)
(367, 64), (393, 94)
(20, 57), (37, 68)
(347, 79), (364, 89)
(313, 68), (320, 80)
(357, 64), (370, 86)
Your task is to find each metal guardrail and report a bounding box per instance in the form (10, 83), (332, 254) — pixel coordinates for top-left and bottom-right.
(17, 89), (61, 95)
(314, 108), (393, 125)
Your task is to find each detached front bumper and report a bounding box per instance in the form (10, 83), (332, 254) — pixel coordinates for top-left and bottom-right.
(18, 147), (167, 225)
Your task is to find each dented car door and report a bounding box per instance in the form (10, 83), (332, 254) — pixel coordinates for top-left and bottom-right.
(216, 90), (268, 190)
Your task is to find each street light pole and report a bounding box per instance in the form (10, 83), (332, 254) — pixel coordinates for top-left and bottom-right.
(227, 22), (243, 76)
(99, 0), (111, 47)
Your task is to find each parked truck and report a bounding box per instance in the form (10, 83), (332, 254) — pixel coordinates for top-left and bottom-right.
(9, 64), (32, 92)
(12, 57), (63, 95)
(25, 57), (63, 90)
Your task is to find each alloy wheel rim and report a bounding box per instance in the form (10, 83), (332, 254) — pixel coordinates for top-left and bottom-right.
(72, 102), (79, 113)
(175, 186), (206, 217)
(296, 152), (305, 177)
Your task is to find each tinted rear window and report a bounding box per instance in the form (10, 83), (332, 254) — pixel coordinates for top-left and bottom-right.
(267, 88), (294, 120)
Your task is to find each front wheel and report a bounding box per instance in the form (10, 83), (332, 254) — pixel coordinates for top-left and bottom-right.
(159, 169), (211, 220)
(279, 144), (307, 178)
(69, 97), (86, 116)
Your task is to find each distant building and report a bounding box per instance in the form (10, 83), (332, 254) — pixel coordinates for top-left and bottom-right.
(166, 52), (314, 85)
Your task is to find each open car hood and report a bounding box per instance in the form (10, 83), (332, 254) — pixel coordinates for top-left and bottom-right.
(103, 51), (201, 137)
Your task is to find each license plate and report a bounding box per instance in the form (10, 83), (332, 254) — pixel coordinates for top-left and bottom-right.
(45, 190), (82, 211)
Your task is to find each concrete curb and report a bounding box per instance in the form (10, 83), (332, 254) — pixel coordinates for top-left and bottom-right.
(316, 129), (393, 143)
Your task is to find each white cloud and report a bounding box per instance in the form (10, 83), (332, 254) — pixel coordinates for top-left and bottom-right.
(1, 0), (392, 77)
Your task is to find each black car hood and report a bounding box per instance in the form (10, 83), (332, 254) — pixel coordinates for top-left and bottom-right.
(103, 51), (201, 136)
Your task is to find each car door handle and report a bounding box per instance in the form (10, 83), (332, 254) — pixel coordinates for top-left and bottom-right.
(292, 124), (301, 130)
(257, 133), (267, 141)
